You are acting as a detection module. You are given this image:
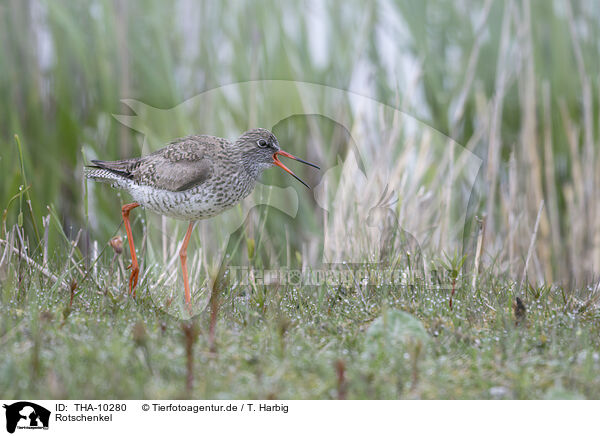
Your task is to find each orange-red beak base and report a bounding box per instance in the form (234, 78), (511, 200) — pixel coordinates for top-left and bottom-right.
(273, 150), (320, 189)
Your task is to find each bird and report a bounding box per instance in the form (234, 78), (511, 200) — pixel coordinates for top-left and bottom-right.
(85, 128), (319, 306)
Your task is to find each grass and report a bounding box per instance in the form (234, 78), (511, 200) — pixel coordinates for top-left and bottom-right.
(4, 183), (598, 400)
(2, 0), (600, 399)
(1, 224), (599, 399)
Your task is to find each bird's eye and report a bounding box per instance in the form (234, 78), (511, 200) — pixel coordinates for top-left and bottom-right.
(257, 139), (268, 148)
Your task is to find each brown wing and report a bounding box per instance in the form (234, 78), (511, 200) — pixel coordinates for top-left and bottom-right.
(133, 136), (214, 191)
(132, 157), (212, 192)
(91, 136), (215, 192)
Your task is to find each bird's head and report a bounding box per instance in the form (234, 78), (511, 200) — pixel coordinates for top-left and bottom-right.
(236, 128), (319, 188)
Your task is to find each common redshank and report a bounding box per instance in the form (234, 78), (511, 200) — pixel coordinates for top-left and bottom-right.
(86, 128), (319, 305)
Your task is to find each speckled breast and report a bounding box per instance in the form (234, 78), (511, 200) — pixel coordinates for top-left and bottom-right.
(126, 176), (256, 220)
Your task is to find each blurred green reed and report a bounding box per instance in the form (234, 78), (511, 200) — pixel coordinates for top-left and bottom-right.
(1, 0), (600, 285)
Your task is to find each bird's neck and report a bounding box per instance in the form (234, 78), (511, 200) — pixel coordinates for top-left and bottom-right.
(238, 150), (267, 182)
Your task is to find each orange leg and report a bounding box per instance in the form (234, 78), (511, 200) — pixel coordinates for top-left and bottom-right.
(122, 202), (140, 296)
(180, 221), (196, 307)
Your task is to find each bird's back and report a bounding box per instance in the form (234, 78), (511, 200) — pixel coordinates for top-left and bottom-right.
(86, 135), (228, 190)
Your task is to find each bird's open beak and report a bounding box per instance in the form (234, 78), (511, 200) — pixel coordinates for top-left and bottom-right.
(273, 150), (320, 189)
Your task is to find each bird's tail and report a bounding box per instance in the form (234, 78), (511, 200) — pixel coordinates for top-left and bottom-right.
(85, 158), (138, 185)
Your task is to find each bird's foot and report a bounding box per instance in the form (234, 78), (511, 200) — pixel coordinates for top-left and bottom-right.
(127, 263), (140, 296)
